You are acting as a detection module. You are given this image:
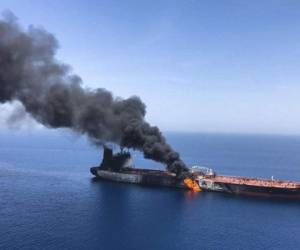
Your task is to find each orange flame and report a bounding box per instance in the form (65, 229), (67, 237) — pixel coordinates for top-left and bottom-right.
(184, 178), (201, 192)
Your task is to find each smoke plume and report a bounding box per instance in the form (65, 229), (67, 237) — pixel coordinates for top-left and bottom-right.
(0, 12), (188, 175)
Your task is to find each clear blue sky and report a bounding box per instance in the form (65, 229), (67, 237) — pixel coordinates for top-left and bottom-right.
(1, 0), (300, 134)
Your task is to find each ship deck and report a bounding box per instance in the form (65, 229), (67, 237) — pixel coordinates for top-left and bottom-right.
(210, 175), (300, 189)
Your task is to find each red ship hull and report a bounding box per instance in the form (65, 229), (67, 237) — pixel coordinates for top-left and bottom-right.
(197, 175), (300, 198)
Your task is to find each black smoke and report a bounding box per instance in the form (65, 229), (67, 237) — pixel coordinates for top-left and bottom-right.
(0, 12), (188, 175)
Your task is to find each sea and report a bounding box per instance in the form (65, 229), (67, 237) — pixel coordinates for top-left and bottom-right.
(1, 130), (300, 250)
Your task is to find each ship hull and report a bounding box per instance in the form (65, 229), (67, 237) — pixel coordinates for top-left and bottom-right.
(91, 167), (300, 198)
(91, 167), (187, 189)
(198, 178), (300, 198)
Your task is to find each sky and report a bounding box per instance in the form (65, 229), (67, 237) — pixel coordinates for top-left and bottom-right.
(1, 0), (300, 135)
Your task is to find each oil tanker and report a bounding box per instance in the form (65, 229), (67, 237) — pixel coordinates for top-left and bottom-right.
(91, 148), (300, 198)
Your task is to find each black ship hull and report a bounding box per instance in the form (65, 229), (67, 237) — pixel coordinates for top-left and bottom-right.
(91, 167), (187, 189)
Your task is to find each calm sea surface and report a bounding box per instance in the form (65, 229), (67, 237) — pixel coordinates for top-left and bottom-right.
(1, 131), (300, 250)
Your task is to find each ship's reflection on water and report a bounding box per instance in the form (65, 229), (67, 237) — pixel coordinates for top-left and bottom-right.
(184, 190), (202, 200)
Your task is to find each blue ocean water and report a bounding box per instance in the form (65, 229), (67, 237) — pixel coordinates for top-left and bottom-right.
(1, 131), (300, 250)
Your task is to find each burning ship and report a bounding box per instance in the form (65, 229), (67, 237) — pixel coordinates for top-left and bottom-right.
(91, 148), (300, 198)
(2, 14), (300, 199)
(7, 15), (299, 199)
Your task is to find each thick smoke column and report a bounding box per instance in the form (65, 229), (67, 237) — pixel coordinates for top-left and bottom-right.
(0, 13), (188, 175)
